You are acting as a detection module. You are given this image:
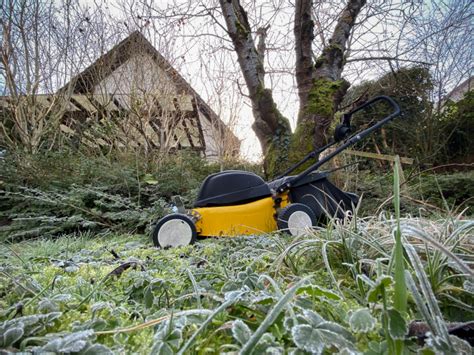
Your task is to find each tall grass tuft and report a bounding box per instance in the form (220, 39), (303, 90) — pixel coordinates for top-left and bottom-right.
(392, 158), (408, 315)
(392, 158), (408, 354)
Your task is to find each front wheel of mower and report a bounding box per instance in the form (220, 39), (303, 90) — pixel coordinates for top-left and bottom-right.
(152, 214), (197, 248)
(277, 203), (316, 236)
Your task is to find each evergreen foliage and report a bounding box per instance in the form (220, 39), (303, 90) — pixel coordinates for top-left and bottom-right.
(343, 67), (473, 165)
(0, 150), (262, 242)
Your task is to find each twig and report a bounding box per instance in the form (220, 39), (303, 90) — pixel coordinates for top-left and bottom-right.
(95, 309), (213, 336)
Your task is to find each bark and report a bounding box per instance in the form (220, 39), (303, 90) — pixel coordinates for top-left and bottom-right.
(256, 25), (269, 87)
(294, 0), (315, 113)
(291, 0), (366, 165)
(219, 0), (291, 174)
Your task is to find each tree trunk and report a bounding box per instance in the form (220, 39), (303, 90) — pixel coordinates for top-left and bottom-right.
(219, 0), (292, 175)
(291, 0), (365, 165)
(219, 0), (366, 177)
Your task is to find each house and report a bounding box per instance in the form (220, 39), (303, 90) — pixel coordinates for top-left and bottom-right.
(442, 76), (473, 106)
(1, 31), (239, 159)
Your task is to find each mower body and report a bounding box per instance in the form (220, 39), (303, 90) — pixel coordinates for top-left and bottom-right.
(193, 195), (289, 236)
(192, 170), (289, 236)
(191, 170), (357, 237)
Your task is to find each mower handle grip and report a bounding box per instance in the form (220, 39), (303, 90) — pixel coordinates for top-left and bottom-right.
(342, 95), (401, 128)
(335, 95), (400, 142)
(344, 95), (400, 121)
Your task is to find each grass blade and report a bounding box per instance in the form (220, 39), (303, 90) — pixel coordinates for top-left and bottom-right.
(392, 159), (407, 355)
(178, 291), (245, 355)
(186, 268), (202, 309)
(393, 158), (407, 314)
(240, 277), (310, 355)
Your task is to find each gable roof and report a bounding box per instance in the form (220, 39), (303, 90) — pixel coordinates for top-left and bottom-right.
(58, 31), (239, 149)
(444, 76), (473, 103)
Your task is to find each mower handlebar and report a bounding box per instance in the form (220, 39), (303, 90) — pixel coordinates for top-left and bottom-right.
(275, 95), (401, 194)
(345, 95), (400, 120)
(335, 95), (400, 142)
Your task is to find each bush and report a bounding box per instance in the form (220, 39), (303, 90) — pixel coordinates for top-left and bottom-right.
(440, 91), (474, 163)
(346, 169), (473, 215)
(0, 149), (263, 241)
(414, 171), (474, 210)
(343, 67), (473, 166)
(0, 184), (168, 242)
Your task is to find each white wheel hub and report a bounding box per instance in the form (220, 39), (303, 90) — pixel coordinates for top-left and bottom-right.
(287, 211), (312, 236)
(157, 219), (193, 247)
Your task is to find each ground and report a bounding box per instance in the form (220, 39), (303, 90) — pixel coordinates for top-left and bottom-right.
(1, 215), (472, 353)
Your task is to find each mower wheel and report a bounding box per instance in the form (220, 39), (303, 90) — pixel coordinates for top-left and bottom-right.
(152, 214), (197, 248)
(277, 203), (316, 236)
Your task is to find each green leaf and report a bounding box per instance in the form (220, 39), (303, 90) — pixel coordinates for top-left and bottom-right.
(1, 326), (24, 347)
(349, 308), (377, 333)
(318, 327), (355, 350)
(144, 285), (154, 309)
(252, 333), (283, 354)
(367, 276), (392, 303)
(152, 319), (182, 354)
(4, 312), (62, 337)
(291, 324), (324, 354)
(41, 330), (94, 353)
(143, 174), (158, 185)
(297, 285), (341, 300)
(252, 294), (277, 305)
(392, 159), (407, 321)
(424, 333), (472, 355)
(232, 320), (252, 345)
(446, 335), (471, 355)
(338, 348), (360, 355)
(237, 267), (260, 290)
(38, 298), (59, 313)
(365, 340), (388, 355)
(178, 290), (245, 354)
(150, 342), (175, 355)
(301, 309), (324, 327)
(240, 277), (311, 355)
(291, 310), (355, 354)
(387, 309), (407, 339)
(463, 280), (474, 293)
(80, 343), (114, 355)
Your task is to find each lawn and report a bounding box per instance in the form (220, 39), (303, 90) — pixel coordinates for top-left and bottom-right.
(1, 214), (472, 354)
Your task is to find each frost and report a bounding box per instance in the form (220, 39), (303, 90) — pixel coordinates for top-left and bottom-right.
(0, 324), (24, 348)
(40, 330), (95, 353)
(291, 310), (355, 353)
(349, 308), (377, 333)
(232, 319), (252, 345)
(292, 324), (325, 354)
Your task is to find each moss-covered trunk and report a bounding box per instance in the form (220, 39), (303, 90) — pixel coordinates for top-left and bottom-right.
(263, 77), (349, 178)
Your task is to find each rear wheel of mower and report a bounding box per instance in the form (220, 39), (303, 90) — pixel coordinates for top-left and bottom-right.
(277, 203), (316, 236)
(152, 214), (197, 248)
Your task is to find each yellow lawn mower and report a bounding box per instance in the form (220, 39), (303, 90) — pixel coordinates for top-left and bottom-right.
(152, 96), (401, 248)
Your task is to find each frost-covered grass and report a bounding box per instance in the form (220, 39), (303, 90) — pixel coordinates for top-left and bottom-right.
(1, 214), (472, 354)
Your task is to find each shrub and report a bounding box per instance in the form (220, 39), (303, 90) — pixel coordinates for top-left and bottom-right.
(414, 171), (474, 210)
(0, 149), (263, 241)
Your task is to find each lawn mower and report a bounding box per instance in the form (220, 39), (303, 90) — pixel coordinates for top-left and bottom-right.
(152, 96), (401, 248)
